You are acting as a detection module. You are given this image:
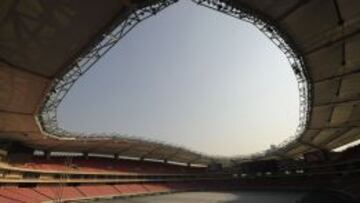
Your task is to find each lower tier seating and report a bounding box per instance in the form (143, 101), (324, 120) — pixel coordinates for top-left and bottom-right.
(0, 175), (359, 203)
(0, 182), (199, 203)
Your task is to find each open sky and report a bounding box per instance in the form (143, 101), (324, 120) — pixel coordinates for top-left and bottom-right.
(58, 1), (299, 157)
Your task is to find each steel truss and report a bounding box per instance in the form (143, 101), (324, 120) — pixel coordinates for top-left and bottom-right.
(38, 0), (178, 138)
(38, 0), (311, 160)
(192, 0), (312, 159)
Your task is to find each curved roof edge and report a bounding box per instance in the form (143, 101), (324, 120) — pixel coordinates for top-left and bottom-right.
(36, 0), (311, 163)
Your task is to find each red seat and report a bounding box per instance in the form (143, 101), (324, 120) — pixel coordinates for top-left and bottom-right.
(0, 188), (33, 202)
(14, 156), (207, 174)
(77, 185), (118, 197)
(5, 187), (50, 202)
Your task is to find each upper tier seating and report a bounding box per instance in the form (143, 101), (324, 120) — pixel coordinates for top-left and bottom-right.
(11, 156), (206, 174)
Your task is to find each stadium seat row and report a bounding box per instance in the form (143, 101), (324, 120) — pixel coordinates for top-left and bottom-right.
(0, 182), (200, 203)
(13, 156), (205, 174)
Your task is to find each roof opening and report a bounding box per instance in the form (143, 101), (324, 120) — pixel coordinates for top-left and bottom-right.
(57, 1), (299, 156)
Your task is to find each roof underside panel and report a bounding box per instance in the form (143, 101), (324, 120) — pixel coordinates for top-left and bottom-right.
(0, 0), (129, 77)
(0, 0), (359, 164)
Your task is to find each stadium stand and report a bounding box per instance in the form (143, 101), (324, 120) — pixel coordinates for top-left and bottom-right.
(0, 0), (359, 202)
(9, 156), (205, 174)
(0, 183), (204, 202)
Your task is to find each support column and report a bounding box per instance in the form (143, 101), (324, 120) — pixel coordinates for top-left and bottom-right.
(83, 152), (89, 160)
(44, 150), (51, 160)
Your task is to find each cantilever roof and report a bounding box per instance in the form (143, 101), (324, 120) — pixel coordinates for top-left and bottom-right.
(0, 0), (359, 164)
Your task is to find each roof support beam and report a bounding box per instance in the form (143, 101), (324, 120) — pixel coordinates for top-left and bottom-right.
(82, 141), (113, 153)
(43, 141), (68, 151)
(297, 139), (327, 151)
(320, 128), (354, 148)
(187, 155), (203, 164)
(305, 27), (360, 56)
(313, 69), (360, 84)
(161, 148), (183, 160)
(276, 0), (310, 21)
(139, 144), (164, 159)
(273, 152), (292, 159)
(332, 0), (344, 25)
(115, 144), (137, 156)
(314, 99), (360, 108)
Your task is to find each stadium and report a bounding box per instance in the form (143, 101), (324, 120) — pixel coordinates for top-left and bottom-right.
(0, 0), (359, 202)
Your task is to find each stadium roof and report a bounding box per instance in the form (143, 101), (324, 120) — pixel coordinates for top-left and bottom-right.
(0, 0), (359, 164)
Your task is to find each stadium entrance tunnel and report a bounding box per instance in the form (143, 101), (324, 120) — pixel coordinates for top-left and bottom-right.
(39, 0), (310, 161)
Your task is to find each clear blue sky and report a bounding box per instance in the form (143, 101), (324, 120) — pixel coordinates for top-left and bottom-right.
(58, 1), (299, 156)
